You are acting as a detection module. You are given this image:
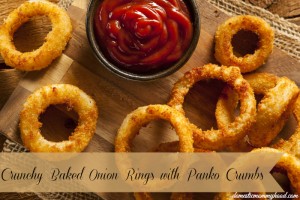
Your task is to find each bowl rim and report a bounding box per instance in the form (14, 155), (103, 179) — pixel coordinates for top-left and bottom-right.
(86, 0), (201, 81)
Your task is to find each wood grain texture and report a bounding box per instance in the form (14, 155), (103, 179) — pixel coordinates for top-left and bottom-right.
(0, 70), (24, 110)
(0, 0), (298, 150)
(242, 0), (300, 25)
(0, 0), (299, 199)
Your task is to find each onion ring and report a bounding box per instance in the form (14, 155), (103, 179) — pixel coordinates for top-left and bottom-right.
(270, 148), (300, 198)
(0, 1), (72, 71)
(168, 64), (256, 150)
(20, 84), (98, 152)
(274, 95), (300, 158)
(215, 147), (300, 200)
(115, 105), (194, 200)
(216, 73), (299, 150)
(115, 104), (194, 152)
(214, 15), (274, 73)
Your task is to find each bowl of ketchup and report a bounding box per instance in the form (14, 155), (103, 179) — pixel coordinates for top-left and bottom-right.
(86, 0), (200, 81)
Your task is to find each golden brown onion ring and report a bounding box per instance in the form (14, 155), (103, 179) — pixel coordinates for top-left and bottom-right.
(0, 1), (72, 71)
(216, 73), (299, 150)
(168, 64), (256, 150)
(20, 84), (98, 152)
(215, 147), (300, 200)
(214, 15), (274, 73)
(115, 104), (194, 153)
(271, 148), (300, 198)
(274, 95), (300, 158)
(115, 104), (194, 200)
(241, 73), (278, 95)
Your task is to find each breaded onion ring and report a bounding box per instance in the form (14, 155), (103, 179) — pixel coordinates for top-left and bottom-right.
(168, 64), (256, 150)
(216, 73), (299, 150)
(115, 105), (194, 200)
(269, 148), (300, 198)
(274, 95), (300, 158)
(20, 84), (98, 152)
(0, 1), (72, 71)
(215, 148), (300, 200)
(214, 15), (274, 73)
(115, 104), (194, 153)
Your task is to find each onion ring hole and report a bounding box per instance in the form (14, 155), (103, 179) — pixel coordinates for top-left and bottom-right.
(39, 104), (79, 142)
(14, 16), (52, 53)
(231, 30), (259, 57)
(183, 79), (224, 131)
(132, 119), (179, 152)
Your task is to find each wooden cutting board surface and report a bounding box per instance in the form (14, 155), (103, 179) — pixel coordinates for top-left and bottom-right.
(0, 0), (299, 153)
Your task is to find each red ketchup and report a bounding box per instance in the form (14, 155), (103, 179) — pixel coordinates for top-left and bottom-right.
(94, 0), (193, 73)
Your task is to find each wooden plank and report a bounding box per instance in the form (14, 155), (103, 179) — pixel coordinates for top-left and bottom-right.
(19, 54), (73, 92)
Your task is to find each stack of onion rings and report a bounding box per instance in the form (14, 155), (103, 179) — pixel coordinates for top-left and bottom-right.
(216, 73), (299, 150)
(111, 14), (299, 200)
(115, 66), (300, 199)
(214, 15), (274, 73)
(0, 1), (72, 71)
(168, 64), (256, 150)
(20, 84), (98, 152)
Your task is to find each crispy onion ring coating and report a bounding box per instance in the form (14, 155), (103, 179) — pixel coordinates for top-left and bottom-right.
(0, 1), (72, 71)
(20, 84), (98, 152)
(216, 73), (299, 150)
(115, 105), (194, 200)
(270, 148), (300, 198)
(214, 15), (274, 73)
(215, 148), (300, 200)
(274, 95), (300, 158)
(115, 104), (194, 153)
(168, 64), (256, 150)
